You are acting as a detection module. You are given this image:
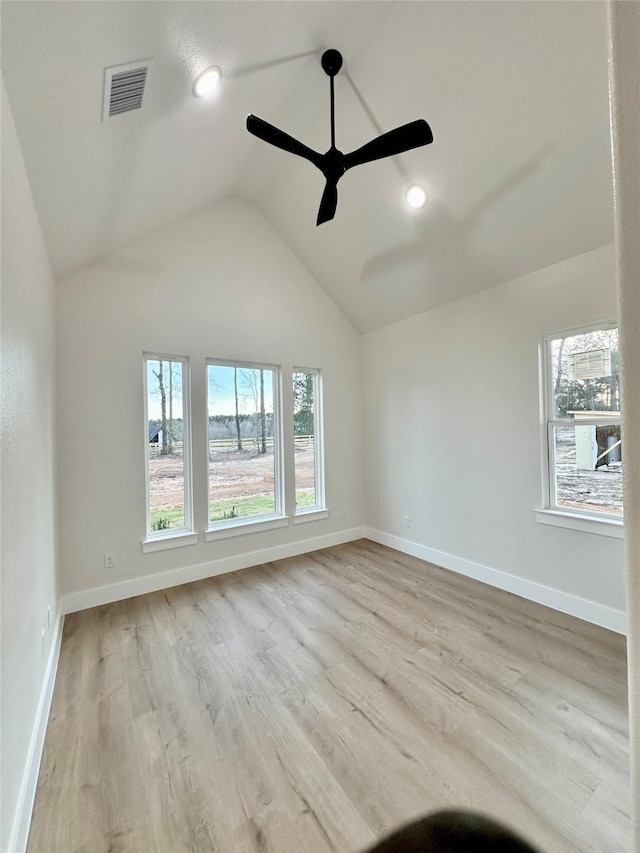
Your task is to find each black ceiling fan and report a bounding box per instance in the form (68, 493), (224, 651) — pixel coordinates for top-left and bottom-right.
(246, 49), (433, 226)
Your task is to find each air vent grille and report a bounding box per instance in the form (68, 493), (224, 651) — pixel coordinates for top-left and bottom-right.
(103, 60), (151, 121)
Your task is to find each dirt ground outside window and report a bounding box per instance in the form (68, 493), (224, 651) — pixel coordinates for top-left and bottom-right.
(148, 445), (316, 520)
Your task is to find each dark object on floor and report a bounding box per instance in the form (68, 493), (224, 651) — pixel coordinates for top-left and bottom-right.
(365, 809), (540, 852)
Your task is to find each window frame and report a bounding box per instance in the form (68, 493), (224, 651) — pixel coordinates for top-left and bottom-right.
(292, 367), (327, 520)
(142, 352), (195, 547)
(205, 358), (285, 537)
(539, 319), (623, 531)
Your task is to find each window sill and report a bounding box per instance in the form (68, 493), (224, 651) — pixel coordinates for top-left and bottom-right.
(206, 515), (289, 541)
(294, 508), (329, 524)
(534, 509), (623, 539)
(142, 531), (199, 553)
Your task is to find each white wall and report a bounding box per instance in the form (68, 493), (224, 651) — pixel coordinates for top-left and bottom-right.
(1, 75), (60, 851)
(608, 1), (640, 843)
(362, 244), (625, 622)
(56, 197), (363, 605)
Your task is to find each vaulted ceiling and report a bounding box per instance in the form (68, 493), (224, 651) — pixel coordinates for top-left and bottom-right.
(1, 1), (614, 332)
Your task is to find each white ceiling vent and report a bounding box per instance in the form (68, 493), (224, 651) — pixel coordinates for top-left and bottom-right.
(103, 60), (151, 121)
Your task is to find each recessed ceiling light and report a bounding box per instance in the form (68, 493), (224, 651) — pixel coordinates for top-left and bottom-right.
(405, 184), (428, 210)
(193, 66), (221, 98)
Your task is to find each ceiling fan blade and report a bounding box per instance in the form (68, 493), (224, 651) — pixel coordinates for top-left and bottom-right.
(246, 115), (323, 169)
(316, 179), (338, 226)
(343, 119), (433, 171)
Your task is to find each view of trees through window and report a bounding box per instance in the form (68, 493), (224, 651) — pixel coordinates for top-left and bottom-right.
(293, 370), (320, 511)
(207, 363), (279, 524)
(145, 359), (324, 537)
(547, 325), (622, 516)
(146, 357), (190, 534)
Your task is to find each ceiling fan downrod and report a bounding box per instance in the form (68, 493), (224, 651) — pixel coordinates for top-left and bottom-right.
(321, 49), (343, 150)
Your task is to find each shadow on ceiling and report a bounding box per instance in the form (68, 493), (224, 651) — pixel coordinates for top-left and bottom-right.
(359, 145), (553, 302)
(233, 51), (318, 78)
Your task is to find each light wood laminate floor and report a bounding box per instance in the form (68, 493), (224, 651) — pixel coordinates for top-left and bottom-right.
(28, 540), (630, 852)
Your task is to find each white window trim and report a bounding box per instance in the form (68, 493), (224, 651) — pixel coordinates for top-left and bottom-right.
(206, 514), (289, 541)
(142, 531), (200, 553)
(534, 509), (623, 539)
(143, 353), (195, 544)
(293, 367), (326, 516)
(206, 358), (284, 531)
(539, 319), (621, 530)
(294, 508), (330, 524)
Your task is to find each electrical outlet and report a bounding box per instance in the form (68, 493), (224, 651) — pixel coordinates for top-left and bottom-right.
(104, 552), (115, 569)
(403, 515), (411, 528)
(340, 508), (348, 520)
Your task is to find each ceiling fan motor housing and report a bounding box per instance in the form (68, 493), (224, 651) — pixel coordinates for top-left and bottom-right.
(321, 49), (343, 77)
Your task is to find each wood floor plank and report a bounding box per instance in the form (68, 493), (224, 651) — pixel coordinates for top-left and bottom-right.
(28, 540), (630, 852)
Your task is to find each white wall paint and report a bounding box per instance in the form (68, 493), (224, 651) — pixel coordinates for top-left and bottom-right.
(362, 244), (625, 615)
(56, 198), (363, 599)
(1, 75), (60, 852)
(608, 1), (640, 845)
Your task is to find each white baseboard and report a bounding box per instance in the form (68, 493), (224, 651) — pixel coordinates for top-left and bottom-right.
(61, 527), (365, 614)
(8, 611), (64, 853)
(364, 527), (627, 635)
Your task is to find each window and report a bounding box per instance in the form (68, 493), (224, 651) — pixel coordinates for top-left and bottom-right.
(293, 369), (325, 515)
(541, 322), (622, 520)
(144, 354), (193, 539)
(207, 360), (283, 529)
